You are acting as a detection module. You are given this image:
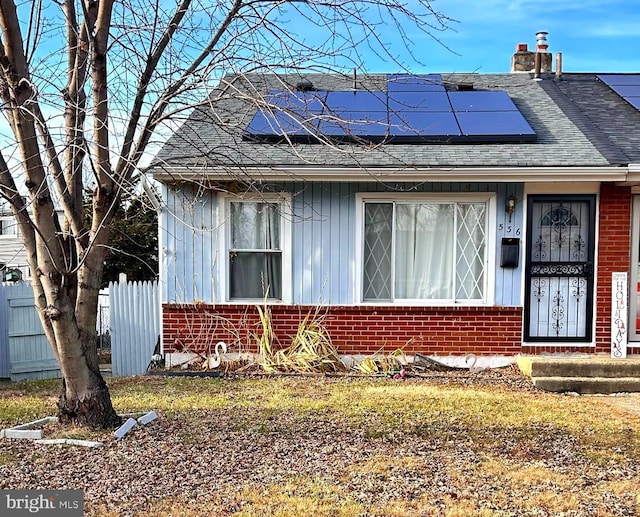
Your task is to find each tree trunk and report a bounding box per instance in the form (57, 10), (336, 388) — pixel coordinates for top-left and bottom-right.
(57, 369), (121, 429)
(42, 262), (121, 429)
(52, 319), (121, 429)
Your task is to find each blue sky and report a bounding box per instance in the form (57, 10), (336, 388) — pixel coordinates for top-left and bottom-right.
(375, 0), (640, 74)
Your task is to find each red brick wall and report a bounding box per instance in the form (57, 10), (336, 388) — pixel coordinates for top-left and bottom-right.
(163, 303), (523, 356)
(594, 183), (632, 353)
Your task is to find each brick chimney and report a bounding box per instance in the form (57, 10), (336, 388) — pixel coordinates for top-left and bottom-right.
(511, 43), (535, 72)
(511, 32), (553, 73)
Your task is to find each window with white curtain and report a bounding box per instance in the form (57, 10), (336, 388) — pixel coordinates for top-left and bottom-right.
(227, 199), (288, 301)
(362, 196), (490, 303)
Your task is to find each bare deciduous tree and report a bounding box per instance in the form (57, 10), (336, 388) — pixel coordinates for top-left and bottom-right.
(0, 0), (451, 428)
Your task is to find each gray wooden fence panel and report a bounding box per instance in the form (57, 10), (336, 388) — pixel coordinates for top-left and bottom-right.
(5, 282), (60, 381)
(0, 283), (11, 378)
(110, 280), (159, 376)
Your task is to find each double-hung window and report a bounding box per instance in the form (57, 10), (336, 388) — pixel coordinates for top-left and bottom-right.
(360, 194), (493, 303)
(224, 196), (291, 302)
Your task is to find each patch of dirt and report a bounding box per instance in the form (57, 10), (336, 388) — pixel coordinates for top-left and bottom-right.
(596, 393), (640, 416)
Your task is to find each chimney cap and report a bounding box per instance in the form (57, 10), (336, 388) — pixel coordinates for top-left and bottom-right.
(516, 43), (528, 52)
(536, 31), (549, 52)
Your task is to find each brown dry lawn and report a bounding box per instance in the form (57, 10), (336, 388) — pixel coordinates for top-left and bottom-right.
(1, 367), (639, 516)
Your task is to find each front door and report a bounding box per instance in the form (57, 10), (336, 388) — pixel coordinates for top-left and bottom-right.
(524, 195), (596, 342)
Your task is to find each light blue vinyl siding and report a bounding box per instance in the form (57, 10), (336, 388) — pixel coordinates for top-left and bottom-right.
(293, 183), (356, 304)
(494, 183), (525, 307)
(161, 184), (219, 303)
(160, 182), (523, 306)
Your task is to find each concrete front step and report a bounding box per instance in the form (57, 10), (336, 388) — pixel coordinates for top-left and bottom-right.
(533, 376), (640, 394)
(526, 357), (640, 379)
(517, 356), (640, 394)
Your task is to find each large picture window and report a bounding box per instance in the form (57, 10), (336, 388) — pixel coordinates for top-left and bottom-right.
(362, 197), (490, 303)
(226, 198), (289, 301)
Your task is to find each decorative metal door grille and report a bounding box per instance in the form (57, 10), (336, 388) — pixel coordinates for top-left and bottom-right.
(524, 196), (595, 341)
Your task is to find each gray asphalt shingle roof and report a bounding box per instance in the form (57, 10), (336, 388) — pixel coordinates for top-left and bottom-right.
(151, 71), (640, 173)
(542, 74), (640, 164)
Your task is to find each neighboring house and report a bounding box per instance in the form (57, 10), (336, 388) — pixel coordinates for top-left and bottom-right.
(149, 41), (640, 358)
(0, 203), (28, 282)
(0, 202), (67, 283)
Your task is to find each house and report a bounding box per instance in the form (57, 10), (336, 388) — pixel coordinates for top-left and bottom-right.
(0, 201), (68, 283)
(0, 201), (28, 282)
(149, 40), (640, 360)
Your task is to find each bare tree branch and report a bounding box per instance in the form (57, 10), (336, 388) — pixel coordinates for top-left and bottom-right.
(0, 0), (452, 428)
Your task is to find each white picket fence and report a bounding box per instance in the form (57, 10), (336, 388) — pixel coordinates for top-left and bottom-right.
(109, 280), (160, 376)
(0, 280), (159, 380)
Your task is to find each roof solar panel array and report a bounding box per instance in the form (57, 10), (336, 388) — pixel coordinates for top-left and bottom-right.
(244, 74), (536, 144)
(597, 74), (640, 112)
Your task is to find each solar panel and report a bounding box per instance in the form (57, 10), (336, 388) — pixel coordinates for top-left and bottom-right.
(318, 112), (389, 137)
(625, 97), (640, 110)
(597, 74), (640, 86)
(388, 91), (452, 112)
(324, 91), (387, 112)
(456, 111), (536, 141)
(387, 74), (445, 92)
(389, 111), (460, 138)
(264, 90), (327, 112)
(448, 91), (518, 112)
(604, 85), (640, 98)
(245, 109), (318, 137)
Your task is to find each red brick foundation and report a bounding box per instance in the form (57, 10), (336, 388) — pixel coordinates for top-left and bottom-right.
(163, 303), (523, 356)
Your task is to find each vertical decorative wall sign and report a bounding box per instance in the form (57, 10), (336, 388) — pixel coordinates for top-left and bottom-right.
(611, 272), (628, 358)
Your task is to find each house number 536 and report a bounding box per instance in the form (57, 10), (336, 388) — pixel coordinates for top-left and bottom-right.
(498, 224), (521, 235)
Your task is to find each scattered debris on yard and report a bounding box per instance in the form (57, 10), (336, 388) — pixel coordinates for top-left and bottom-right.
(34, 438), (103, 448)
(414, 353), (515, 372)
(1, 411), (158, 445)
(114, 411), (158, 439)
(352, 348), (408, 375)
(0, 416), (58, 440)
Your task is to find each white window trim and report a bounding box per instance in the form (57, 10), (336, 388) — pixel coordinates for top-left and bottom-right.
(218, 193), (292, 304)
(0, 215), (19, 239)
(355, 192), (496, 306)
